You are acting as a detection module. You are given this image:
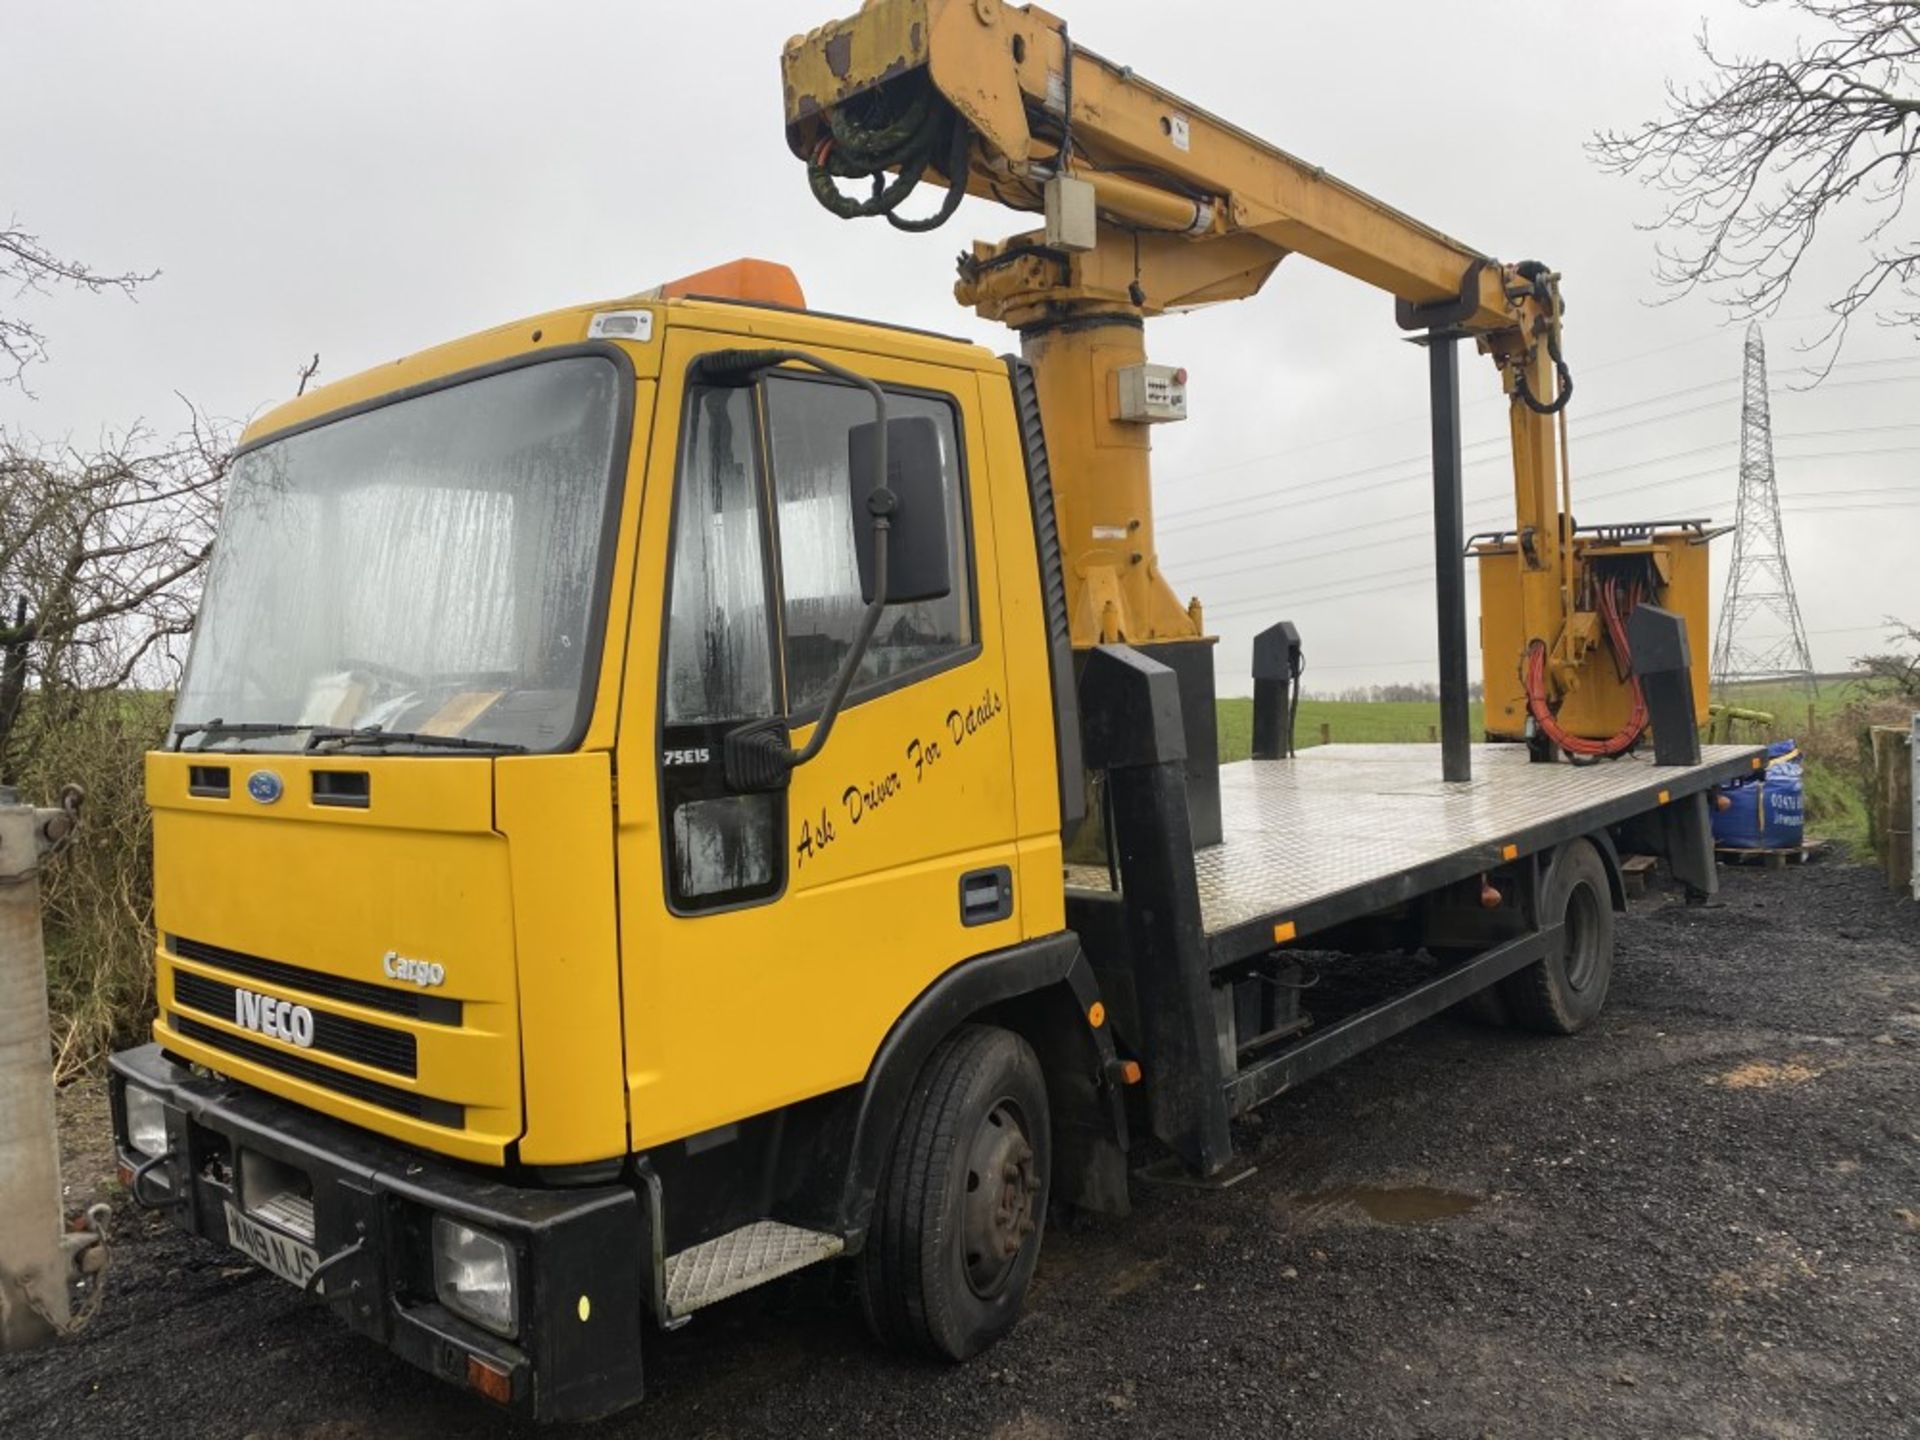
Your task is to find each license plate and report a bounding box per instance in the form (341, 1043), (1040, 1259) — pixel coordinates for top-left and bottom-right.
(224, 1200), (320, 1290)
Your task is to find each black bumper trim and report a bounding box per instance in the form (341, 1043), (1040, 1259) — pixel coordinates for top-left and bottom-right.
(109, 1044), (645, 1423)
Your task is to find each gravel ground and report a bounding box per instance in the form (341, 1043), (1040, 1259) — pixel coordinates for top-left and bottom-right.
(5, 859), (1917, 1440)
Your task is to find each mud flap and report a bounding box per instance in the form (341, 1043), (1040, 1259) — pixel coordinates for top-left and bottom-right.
(1617, 792), (1718, 899)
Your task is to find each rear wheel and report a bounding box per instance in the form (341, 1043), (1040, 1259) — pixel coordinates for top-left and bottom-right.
(860, 1024), (1050, 1360)
(1429, 945), (1514, 1027)
(1500, 838), (1615, 1034)
(1456, 982), (1513, 1027)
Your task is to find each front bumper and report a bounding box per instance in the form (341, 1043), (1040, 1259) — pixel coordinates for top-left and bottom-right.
(109, 1044), (646, 1423)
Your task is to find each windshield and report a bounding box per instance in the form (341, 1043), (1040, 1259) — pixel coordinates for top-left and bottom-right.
(175, 355), (624, 753)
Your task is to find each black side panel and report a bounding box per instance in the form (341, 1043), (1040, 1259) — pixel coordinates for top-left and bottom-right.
(1625, 603), (1704, 766)
(1003, 355), (1087, 832)
(1133, 639), (1224, 851)
(1078, 646), (1233, 1176)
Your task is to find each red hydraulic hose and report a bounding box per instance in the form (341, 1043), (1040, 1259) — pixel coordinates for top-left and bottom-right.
(1524, 579), (1648, 758)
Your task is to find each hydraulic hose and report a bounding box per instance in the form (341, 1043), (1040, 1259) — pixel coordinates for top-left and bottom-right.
(806, 77), (973, 233)
(1512, 260), (1574, 416)
(1524, 579), (1647, 759)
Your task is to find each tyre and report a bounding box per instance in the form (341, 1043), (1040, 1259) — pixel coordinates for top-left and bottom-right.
(1457, 982), (1513, 1027)
(1430, 946), (1513, 1027)
(860, 1024), (1050, 1361)
(1500, 837), (1615, 1034)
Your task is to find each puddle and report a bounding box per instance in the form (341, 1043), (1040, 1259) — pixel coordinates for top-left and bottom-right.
(1294, 1184), (1482, 1225)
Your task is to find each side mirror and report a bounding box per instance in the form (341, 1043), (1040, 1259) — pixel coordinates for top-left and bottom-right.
(849, 416), (951, 605)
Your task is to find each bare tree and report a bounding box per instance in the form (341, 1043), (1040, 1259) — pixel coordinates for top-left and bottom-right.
(1, 222), (155, 391)
(1854, 615), (1920, 697)
(1593, 1), (1920, 366)
(0, 414), (231, 779)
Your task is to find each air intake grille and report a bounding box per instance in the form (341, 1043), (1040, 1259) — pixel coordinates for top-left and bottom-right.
(168, 936), (460, 1025)
(172, 970), (417, 1077)
(169, 1012), (463, 1129)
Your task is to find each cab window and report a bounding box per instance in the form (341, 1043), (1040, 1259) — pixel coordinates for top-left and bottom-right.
(663, 386), (777, 727)
(660, 384), (782, 912)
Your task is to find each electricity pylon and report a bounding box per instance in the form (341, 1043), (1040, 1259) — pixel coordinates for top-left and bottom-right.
(1709, 322), (1818, 698)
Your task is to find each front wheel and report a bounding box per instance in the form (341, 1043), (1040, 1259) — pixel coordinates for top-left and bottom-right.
(860, 1024), (1050, 1360)
(1500, 837), (1616, 1034)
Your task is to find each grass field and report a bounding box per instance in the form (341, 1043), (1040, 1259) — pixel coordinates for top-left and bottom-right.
(1216, 697), (1486, 762)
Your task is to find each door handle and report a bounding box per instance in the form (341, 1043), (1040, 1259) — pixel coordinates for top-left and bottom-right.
(959, 866), (1013, 927)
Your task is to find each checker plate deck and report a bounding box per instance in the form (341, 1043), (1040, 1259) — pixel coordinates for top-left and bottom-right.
(1066, 743), (1759, 951)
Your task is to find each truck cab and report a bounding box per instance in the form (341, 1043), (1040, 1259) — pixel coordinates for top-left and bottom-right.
(113, 264), (1112, 1419)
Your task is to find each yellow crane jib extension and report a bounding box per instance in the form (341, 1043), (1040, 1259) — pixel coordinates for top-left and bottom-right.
(780, 0), (1712, 759)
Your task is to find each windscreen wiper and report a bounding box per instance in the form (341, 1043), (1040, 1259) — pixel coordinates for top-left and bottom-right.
(171, 719), (315, 751)
(304, 726), (528, 755)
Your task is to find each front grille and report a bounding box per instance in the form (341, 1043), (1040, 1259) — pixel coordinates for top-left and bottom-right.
(172, 970), (417, 1077)
(169, 936), (461, 1025)
(170, 1013), (464, 1129)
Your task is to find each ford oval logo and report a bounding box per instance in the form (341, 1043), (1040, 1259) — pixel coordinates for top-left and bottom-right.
(246, 770), (284, 805)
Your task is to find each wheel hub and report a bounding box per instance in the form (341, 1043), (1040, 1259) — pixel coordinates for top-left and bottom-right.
(961, 1100), (1038, 1298)
(1563, 879), (1603, 991)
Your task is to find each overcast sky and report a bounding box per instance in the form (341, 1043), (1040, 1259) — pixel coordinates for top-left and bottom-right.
(5, 0), (1914, 694)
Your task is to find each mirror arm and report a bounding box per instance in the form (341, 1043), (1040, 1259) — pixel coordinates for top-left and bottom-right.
(711, 346), (894, 790)
(785, 516), (889, 767)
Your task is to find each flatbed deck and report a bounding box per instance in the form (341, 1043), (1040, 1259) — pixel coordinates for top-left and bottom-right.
(1068, 742), (1763, 965)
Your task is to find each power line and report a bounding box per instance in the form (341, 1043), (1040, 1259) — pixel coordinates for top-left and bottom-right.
(1155, 356), (1920, 516)
(1156, 316), (1895, 489)
(1195, 485), (1918, 622)
(1157, 370), (1920, 535)
(1169, 450), (1920, 590)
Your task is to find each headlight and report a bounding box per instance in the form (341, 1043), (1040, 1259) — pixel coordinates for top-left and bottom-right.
(124, 1085), (170, 1158)
(433, 1217), (519, 1339)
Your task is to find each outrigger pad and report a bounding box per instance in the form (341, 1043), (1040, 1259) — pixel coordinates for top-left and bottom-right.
(1251, 621), (1302, 682)
(1626, 602), (1691, 675)
(1625, 604), (1702, 767)
(1079, 644), (1187, 771)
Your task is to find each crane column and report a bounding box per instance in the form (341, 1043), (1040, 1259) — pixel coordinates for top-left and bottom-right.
(1427, 332), (1473, 783)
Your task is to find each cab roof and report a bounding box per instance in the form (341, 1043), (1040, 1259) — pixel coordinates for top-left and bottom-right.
(243, 259), (998, 447)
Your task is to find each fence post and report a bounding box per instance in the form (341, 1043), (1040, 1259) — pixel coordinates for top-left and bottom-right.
(0, 789), (72, 1351)
(1319, 721), (1332, 747)
(1870, 726), (1914, 897)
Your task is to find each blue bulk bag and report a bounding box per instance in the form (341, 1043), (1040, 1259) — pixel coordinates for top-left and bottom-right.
(1712, 739), (1804, 850)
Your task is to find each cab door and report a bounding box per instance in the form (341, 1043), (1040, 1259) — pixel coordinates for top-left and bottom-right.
(616, 329), (1023, 1149)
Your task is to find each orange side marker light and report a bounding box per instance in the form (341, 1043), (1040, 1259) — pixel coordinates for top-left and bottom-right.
(467, 1355), (513, 1406)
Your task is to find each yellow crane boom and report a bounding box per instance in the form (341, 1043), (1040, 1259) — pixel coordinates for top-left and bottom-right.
(781, 0), (1708, 759)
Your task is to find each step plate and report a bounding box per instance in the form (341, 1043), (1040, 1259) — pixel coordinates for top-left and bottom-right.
(662, 1221), (844, 1318)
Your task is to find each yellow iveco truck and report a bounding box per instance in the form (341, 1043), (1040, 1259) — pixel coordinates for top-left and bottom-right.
(111, 0), (1762, 1421)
